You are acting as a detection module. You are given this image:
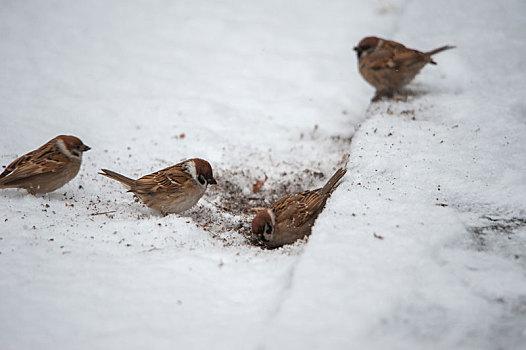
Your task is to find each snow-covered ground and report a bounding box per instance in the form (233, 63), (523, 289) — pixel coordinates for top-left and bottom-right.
(1, 0), (525, 349)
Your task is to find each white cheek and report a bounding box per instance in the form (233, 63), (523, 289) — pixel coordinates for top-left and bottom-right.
(184, 160), (198, 181)
(56, 139), (80, 160)
(267, 209), (276, 226)
(56, 139), (69, 155)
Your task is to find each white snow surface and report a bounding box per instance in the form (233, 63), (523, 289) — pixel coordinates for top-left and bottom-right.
(1, 0), (525, 349)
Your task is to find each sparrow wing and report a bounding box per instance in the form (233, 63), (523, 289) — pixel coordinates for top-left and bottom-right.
(273, 189), (327, 228)
(131, 164), (193, 195)
(365, 44), (427, 71)
(363, 48), (395, 71)
(391, 47), (429, 68)
(381, 39), (433, 68)
(0, 143), (68, 183)
(0, 152), (36, 179)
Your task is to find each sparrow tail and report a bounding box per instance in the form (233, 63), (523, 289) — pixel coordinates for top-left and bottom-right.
(99, 169), (135, 189)
(321, 167), (347, 195)
(426, 45), (455, 64)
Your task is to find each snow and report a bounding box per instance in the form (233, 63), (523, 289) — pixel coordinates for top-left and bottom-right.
(1, 0), (525, 349)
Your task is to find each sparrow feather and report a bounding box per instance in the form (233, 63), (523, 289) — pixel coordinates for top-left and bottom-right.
(0, 142), (68, 184)
(131, 164), (193, 195)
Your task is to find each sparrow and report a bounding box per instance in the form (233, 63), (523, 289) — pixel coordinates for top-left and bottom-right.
(353, 36), (455, 101)
(0, 135), (90, 194)
(251, 167), (346, 248)
(99, 158), (217, 215)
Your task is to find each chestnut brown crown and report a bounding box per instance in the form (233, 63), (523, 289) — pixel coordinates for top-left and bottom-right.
(191, 158), (217, 185)
(353, 36), (381, 58)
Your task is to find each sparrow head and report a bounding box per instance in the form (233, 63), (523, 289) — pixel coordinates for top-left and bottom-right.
(189, 158), (217, 186)
(55, 135), (91, 159)
(354, 36), (381, 58)
(251, 209), (275, 243)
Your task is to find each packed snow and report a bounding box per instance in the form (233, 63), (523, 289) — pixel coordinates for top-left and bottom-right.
(1, 0), (525, 349)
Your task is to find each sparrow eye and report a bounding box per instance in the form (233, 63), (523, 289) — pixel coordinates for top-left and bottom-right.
(198, 175), (207, 186)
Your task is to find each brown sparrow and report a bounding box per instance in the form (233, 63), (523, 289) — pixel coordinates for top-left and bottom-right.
(354, 36), (455, 101)
(251, 167), (346, 248)
(100, 158), (217, 215)
(0, 135), (90, 194)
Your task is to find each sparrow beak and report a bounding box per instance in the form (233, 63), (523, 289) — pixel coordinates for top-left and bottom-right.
(208, 178), (217, 185)
(353, 47), (363, 58)
(81, 145), (91, 152)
